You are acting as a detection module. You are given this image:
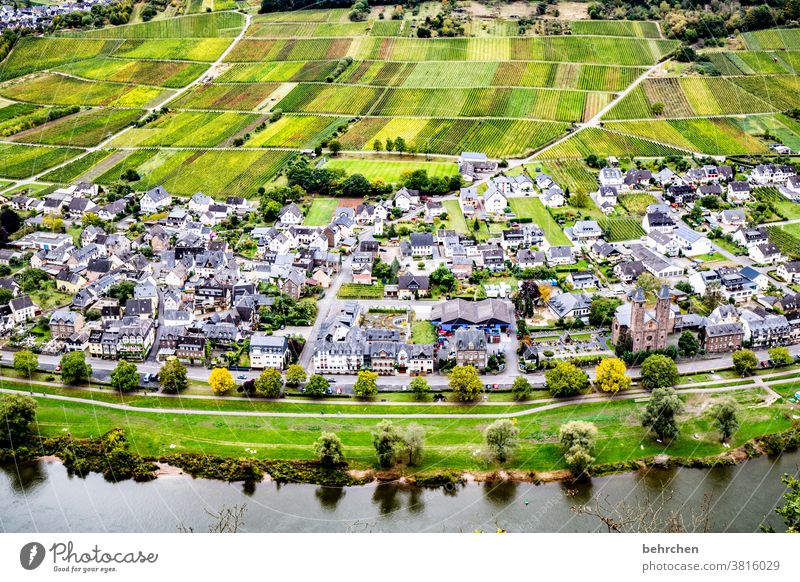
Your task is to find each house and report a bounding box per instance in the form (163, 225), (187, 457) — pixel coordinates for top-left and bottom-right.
(599, 168), (624, 188)
(732, 226), (768, 249)
(278, 203), (304, 226)
(629, 245), (683, 278)
(740, 309), (792, 347)
(425, 200), (445, 219)
(394, 187), (419, 211)
(673, 225), (712, 257)
(189, 192), (213, 214)
(49, 309), (84, 339)
(646, 230), (680, 257)
(546, 245), (574, 266)
(431, 298), (514, 334)
(249, 334), (290, 370)
(567, 271), (598, 290)
(483, 188), (508, 214)
(451, 327), (487, 369)
(614, 260), (646, 283)
(596, 186), (618, 208)
(642, 210), (676, 234)
(703, 323), (744, 353)
(516, 249), (545, 269)
(397, 274), (430, 299)
(665, 184), (696, 205)
(623, 169), (651, 191)
(727, 181), (752, 203)
(590, 241), (621, 262)
(458, 152), (497, 180)
(409, 232), (434, 257)
(751, 164), (796, 185)
(778, 261), (800, 284)
(548, 292), (592, 321)
(541, 187), (565, 208)
(749, 242), (783, 265)
(280, 269), (306, 300)
(720, 209), (746, 228)
(140, 186), (171, 214)
(459, 187), (480, 214)
(567, 220), (602, 246)
(653, 168), (679, 186)
(9, 295), (39, 323)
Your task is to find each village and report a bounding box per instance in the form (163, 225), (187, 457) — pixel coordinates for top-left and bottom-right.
(1, 150), (799, 392)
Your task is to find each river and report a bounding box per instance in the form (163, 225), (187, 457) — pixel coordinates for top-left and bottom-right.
(1, 453), (798, 533)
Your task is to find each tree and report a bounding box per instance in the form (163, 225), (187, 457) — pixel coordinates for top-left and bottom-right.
(110, 360), (139, 393)
(314, 432), (344, 467)
(651, 102), (665, 115)
(769, 346), (793, 367)
(702, 283), (724, 312)
(160, 359), (188, 394)
(285, 363), (306, 387)
(711, 397), (739, 442)
(589, 297), (623, 326)
(771, 474), (800, 533)
(410, 376), (430, 400)
(484, 419), (519, 463)
(209, 368), (235, 396)
(678, 331), (699, 357)
(571, 191), (591, 208)
(732, 349), (758, 376)
(0, 393), (36, 448)
(305, 374), (329, 397)
(559, 420), (598, 476)
(641, 387), (684, 442)
(328, 139), (341, 155)
(353, 369), (378, 398)
(372, 139), (382, 152)
(60, 351), (91, 385)
(640, 354), (679, 391)
(636, 273), (663, 299)
(402, 424), (425, 466)
(675, 280), (694, 294)
(108, 281), (136, 304)
(448, 365), (483, 402)
(372, 419), (402, 468)
(511, 376), (531, 401)
(255, 368), (283, 398)
(13, 350), (38, 377)
(594, 357), (631, 393)
(546, 361), (589, 397)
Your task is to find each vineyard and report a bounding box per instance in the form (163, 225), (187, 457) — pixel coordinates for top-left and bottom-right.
(740, 28), (800, 50)
(323, 158), (458, 182)
(599, 217), (646, 242)
(113, 111), (260, 148)
(0, 143), (81, 179)
(618, 193), (658, 216)
(11, 107), (143, 148)
(56, 58), (208, 88)
(0, 73), (167, 107)
(767, 226), (800, 260)
(569, 20), (662, 39)
(216, 61), (340, 83)
(539, 128), (685, 159)
(59, 11), (246, 39)
(539, 160), (598, 195)
(244, 115), (346, 148)
(169, 83), (281, 111)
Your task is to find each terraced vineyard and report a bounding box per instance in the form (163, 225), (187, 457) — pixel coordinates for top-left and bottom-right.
(13, 7), (797, 192)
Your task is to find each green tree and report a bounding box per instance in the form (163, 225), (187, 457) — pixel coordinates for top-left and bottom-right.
(511, 376), (531, 401)
(372, 139), (382, 152)
(328, 139), (341, 155)
(353, 369), (378, 398)
(589, 297), (623, 326)
(732, 349), (758, 376)
(255, 368), (283, 398)
(711, 397), (739, 442)
(559, 420), (598, 476)
(314, 432), (344, 468)
(640, 354), (679, 391)
(484, 419), (519, 463)
(159, 359), (188, 394)
(0, 393), (36, 448)
(448, 365), (483, 402)
(769, 346), (793, 367)
(109, 360), (139, 393)
(402, 424), (425, 466)
(60, 351), (91, 385)
(13, 350), (38, 377)
(678, 331), (699, 357)
(771, 474), (800, 533)
(546, 361), (589, 397)
(372, 419), (402, 468)
(305, 374), (329, 398)
(641, 387), (684, 442)
(285, 363), (306, 387)
(410, 376), (430, 400)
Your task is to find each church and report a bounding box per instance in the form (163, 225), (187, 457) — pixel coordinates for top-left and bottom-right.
(611, 285), (675, 352)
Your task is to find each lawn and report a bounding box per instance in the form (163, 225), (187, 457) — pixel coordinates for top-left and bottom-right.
(305, 198), (338, 226)
(411, 320), (437, 344)
(507, 196), (571, 245)
(323, 158), (458, 183)
(440, 199), (469, 234)
(17, 386), (790, 472)
(337, 283), (385, 299)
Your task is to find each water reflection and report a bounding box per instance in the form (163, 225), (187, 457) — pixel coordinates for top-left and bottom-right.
(0, 460), (45, 494)
(315, 486), (346, 511)
(372, 483), (402, 515)
(482, 480), (519, 505)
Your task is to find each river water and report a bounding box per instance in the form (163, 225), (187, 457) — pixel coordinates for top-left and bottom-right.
(1, 453), (798, 533)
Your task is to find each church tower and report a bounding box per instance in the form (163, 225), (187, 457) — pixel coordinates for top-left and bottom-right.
(630, 287), (646, 351)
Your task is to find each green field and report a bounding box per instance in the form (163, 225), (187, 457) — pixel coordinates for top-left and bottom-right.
(61, 11), (246, 39)
(599, 217), (646, 242)
(323, 158), (458, 182)
(245, 115), (346, 149)
(541, 127), (686, 159)
(0, 37), (119, 80)
(767, 225), (800, 259)
(56, 57), (208, 88)
(0, 143), (82, 179)
(11, 108), (142, 147)
(618, 193), (658, 215)
(411, 320), (437, 344)
(508, 197), (571, 245)
(0, 73), (168, 108)
(39, 149), (119, 183)
(305, 198), (339, 226)
(113, 111), (260, 147)
(337, 283), (385, 299)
